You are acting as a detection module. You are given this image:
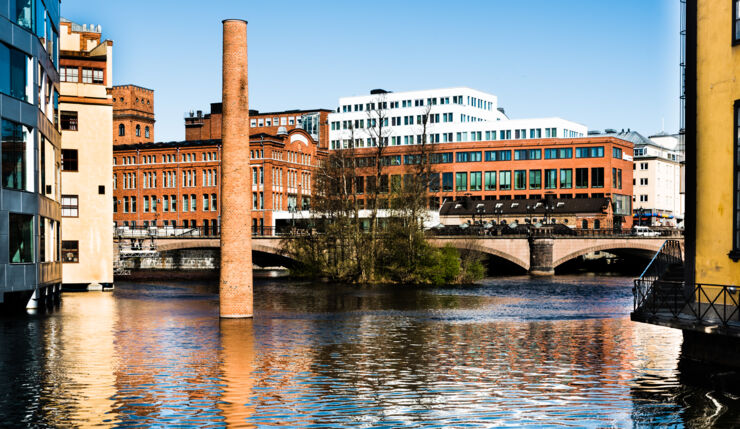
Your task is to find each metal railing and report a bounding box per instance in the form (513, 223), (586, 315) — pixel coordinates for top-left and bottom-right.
(635, 281), (740, 327)
(631, 239), (740, 329)
(430, 226), (683, 238)
(114, 226), (293, 238)
(633, 240), (684, 312)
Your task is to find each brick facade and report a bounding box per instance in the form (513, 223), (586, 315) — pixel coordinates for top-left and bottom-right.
(112, 129), (324, 232)
(348, 136), (634, 227)
(112, 84), (155, 146)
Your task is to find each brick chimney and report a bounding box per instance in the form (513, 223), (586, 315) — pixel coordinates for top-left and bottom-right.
(219, 19), (253, 318)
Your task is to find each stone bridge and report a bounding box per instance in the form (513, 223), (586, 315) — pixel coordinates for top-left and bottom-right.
(126, 234), (681, 275)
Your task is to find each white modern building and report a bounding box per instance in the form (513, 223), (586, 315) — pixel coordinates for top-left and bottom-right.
(328, 87), (587, 150)
(599, 130), (684, 226)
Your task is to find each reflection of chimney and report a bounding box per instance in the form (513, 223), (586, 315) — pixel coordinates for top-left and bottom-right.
(219, 19), (253, 318)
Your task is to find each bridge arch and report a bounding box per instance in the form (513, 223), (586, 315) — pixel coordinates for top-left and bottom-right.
(428, 238), (530, 271)
(138, 238), (299, 266)
(552, 241), (664, 269)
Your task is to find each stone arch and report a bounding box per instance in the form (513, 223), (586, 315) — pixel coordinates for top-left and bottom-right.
(428, 239), (530, 271)
(552, 242), (663, 268)
(155, 239), (220, 252)
(154, 238), (296, 262)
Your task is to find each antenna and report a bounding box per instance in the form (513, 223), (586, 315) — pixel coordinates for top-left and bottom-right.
(662, 117), (665, 133)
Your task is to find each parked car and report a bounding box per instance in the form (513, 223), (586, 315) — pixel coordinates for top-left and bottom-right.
(633, 226), (660, 237)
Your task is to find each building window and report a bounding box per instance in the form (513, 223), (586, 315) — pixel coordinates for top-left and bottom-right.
(81, 68), (93, 83)
(544, 148), (572, 159)
(62, 195), (79, 217)
(514, 170), (527, 190)
(575, 147), (604, 158)
(9, 213), (33, 263)
(545, 169), (558, 189)
(560, 169), (573, 189)
(575, 168), (589, 188)
(591, 167), (604, 188)
(62, 241), (79, 263)
(60, 111), (78, 131)
(61, 149), (78, 171)
(0, 42), (30, 101)
(145, 126), (150, 138)
(119, 124), (125, 136)
(470, 172), (482, 191)
(135, 125), (141, 137)
(93, 69), (104, 84)
(455, 172), (467, 191)
(612, 168), (623, 190)
(733, 101), (740, 259)
(442, 172), (453, 192)
(485, 171), (497, 191)
(529, 170), (542, 190)
(2, 119), (32, 191)
(499, 171), (512, 191)
(735, 0), (740, 44)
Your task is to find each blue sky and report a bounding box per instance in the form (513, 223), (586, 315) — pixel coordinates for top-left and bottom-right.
(60, 1), (680, 142)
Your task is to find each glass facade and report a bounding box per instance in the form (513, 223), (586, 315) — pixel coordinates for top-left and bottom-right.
(9, 213), (34, 263)
(0, 0), (63, 305)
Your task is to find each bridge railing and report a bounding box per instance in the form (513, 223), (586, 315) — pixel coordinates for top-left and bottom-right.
(429, 226), (684, 238)
(114, 225), (685, 240)
(114, 226), (293, 238)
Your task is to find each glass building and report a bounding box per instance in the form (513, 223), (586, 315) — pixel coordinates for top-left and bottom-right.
(0, 0), (62, 310)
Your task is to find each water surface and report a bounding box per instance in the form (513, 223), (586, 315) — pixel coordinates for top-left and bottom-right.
(1, 275), (739, 427)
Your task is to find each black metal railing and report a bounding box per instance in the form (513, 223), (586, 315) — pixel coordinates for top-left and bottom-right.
(633, 240), (684, 313)
(629, 239), (740, 328)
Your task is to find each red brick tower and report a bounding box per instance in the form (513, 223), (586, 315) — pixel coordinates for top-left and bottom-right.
(219, 19), (253, 318)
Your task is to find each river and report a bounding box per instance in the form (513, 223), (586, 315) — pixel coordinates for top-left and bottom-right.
(1, 274), (739, 427)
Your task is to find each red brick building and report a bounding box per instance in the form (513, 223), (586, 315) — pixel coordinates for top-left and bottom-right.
(349, 135), (635, 228)
(113, 127), (325, 231)
(112, 84), (155, 146)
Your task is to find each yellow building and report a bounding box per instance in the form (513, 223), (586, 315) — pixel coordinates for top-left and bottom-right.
(58, 19), (114, 289)
(688, 1), (740, 286)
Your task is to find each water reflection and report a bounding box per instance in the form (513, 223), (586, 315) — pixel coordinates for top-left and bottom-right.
(1, 276), (739, 426)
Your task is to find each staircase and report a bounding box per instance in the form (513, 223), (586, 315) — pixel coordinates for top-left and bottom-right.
(633, 240), (685, 318)
(645, 262), (685, 317)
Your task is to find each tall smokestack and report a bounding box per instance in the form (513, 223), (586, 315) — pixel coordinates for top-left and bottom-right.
(219, 19), (253, 318)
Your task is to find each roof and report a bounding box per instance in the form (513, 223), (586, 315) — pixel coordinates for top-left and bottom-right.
(594, 130), (653, 146)
(439, 197), (611, 217)
(112, 129), (315, 152)
(112, 84), (155, 92)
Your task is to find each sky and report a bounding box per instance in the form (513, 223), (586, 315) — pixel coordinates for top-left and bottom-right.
(59, 0), (681, 142)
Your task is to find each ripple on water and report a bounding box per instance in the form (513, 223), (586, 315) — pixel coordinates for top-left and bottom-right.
(1, 276), (737, 427)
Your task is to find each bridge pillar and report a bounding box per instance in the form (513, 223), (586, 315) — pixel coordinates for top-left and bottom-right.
(219, 19), (253, 318)
(529, 236), (554, 276)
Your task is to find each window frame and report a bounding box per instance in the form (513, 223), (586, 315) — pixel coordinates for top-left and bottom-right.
(734, 0), (740, 46)
(731, 100), (740, 260)
(61, 149), (79, 172)
(61, 194), (79, 217)
(60, 111), (78, 131)
(62, 240), (79, 263)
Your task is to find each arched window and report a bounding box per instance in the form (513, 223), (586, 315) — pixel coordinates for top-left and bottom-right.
(135, 125), (141, 137)
(145, 126), (150, 138)
(118, 124), (125, 136)
(594, 219), (601, 230)
(582, 219), (588, 229)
